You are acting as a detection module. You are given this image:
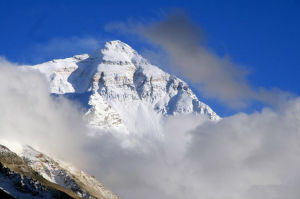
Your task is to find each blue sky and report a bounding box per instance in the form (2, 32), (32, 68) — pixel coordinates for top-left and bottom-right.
(0, 0), (299, 116)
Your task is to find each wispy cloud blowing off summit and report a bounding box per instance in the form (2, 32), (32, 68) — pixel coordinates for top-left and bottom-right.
(106, 12), (292, 109)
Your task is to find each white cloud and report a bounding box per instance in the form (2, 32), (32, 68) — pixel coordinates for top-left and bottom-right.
(84, 98), (300, 199)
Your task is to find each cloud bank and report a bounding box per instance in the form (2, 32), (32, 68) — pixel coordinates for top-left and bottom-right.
(81, 99), (300, 199)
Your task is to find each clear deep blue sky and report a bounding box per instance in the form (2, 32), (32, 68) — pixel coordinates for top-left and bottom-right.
(0, 0), (299, 115)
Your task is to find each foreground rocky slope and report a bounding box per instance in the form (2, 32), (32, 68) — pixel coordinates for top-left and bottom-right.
(21, 145), (119, 199)
(0, 145), (77, 199)
(0, 145), (119, 199)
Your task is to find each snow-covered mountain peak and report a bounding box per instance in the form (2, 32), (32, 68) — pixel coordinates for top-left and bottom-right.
(95, 40), (149, 67)
(103, 40), (135, 55)
(27, 40), (220, 133)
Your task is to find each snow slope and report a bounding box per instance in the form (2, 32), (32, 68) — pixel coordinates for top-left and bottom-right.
(28, 40), (220, 134)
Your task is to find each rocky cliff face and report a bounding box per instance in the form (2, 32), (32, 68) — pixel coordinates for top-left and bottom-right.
(28, 40), (220, 133)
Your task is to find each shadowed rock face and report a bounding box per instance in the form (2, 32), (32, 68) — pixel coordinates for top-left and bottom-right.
(28, 40), (220, 134)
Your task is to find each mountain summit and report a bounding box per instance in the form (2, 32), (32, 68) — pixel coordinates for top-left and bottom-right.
(29, 40), (220, 133)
